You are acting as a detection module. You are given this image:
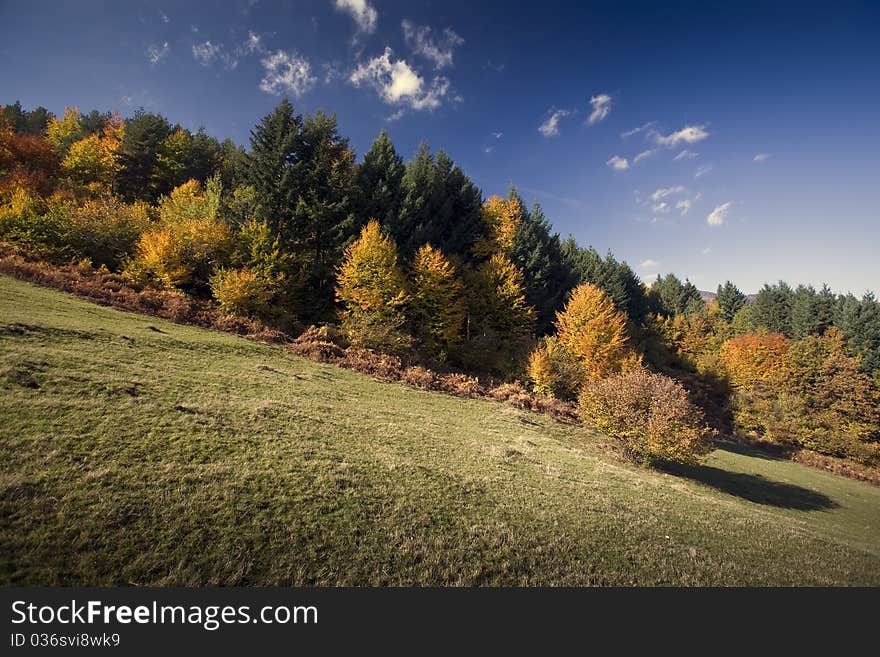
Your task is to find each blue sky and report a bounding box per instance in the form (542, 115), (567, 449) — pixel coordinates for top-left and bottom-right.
(2, 0), (878, 294)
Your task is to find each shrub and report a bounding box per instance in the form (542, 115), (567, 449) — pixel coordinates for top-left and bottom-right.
(527, 336), (586, 400)
(437, 373), (483, 397)
(210, 267), (274, 318)
(401, 365), (437, 389)
(289, 325), (347, 362)
(578, 368), (715, 466)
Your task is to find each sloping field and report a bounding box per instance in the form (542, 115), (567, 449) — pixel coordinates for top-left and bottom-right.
(1, 274), (878, 585)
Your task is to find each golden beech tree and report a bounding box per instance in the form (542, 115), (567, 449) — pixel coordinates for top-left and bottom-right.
(336, 220), (410, 352)
(719, 331), (790, 389)
(127, 178), (231, 289)
(46, 107), (85, 158)
(337, 220), (408, 313)
(472, 252), (535, 339)
(473, 195), (523, 258)
(410, 243), (466, 358)
(554, 282), (637, 380)
(60, 116), (123, 192)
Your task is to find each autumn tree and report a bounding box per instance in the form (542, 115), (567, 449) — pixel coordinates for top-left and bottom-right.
(473, 193), (523, 258)
(60, 113), (124, 192)
(409, 244), (466, 360)
(336, 220), (410, 352)
(46, 107), (86, 158)
(554, 282), (637, 381)
(719, 331), (790, 389)
(127, 177), (232, 290)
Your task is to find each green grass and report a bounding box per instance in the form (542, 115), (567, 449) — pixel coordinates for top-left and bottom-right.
(1, 274), (879, 586)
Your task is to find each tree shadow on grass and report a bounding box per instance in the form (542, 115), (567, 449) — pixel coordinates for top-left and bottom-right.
(661, 461), (838, 511)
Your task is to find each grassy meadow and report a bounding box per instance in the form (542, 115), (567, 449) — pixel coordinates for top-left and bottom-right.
(1, 274), (879, 585)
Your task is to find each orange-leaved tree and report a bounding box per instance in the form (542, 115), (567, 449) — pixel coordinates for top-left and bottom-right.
(719, 331), (789, 389)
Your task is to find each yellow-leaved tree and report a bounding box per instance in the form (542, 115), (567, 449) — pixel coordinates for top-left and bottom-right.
(61, 113), (124, 192)
(127, 176), (232, 289)
(473, 194), (523, 258)
(410, 243), (466, 360)
(46, 107), (85, 159)
(336, 219), (410, 352)
(553, 282), (638, 381)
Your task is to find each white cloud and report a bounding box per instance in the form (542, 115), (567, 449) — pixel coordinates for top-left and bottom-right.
(587, 93), (612, 125)
(640, 259), (659, 270)
(707, 202), (731, 227)
(192, 41), (222, 66)
(653, 124), (710, 147)
(350, 47), (451, 111)
(673, 149), (698, 161)
(146, 42), (170, 65)
(159, 10), (170, 24)
(260, 50), (316, 96)
(633, 148), (657, 163)
(538, 109), (570, 137)
(702, 246), (712, 255)
(651, 185), (687, 201)
(606, 155), (629, 171)
(753, 153), (771, 162)
(334, 0), (377, 34)
(483, 146), (493, 154)
(652, 202), (670, 214)
(492, 132), (503, 139)
(242, 31), (263, 54)
(694, 164), (713, 178)
(676, 199), (692, 215)
(621, 121), (655, 139)
(402, 20), (464, 69)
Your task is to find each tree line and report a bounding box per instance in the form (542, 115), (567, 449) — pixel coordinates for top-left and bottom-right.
(2, 98), (878, 467)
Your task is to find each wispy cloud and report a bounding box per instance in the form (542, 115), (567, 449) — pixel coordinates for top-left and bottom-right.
(146, 42), (170, 65)
(651, 186), (687, 201)
(334, 0), (377, 34)
(707, 202), (731, 227)
(259, 50), (316, 96)
(606, 155), (629, 170)
(192, 41), (222, 66)
(587, 93), (612, 125)
(673, 149), (698, 161)
(639, 259), (660, 270)
(402, 20), (463, 69)
(492, 131), (503, 139)
(159, 10), (170, 24)
(538, 109), (570, 137)
(694, 164), (713, 178)
(633, 148), (657, 164)
(701, 246), (712, 255)
(676, 199), (692, 215)
(652, 202), (670, 214)
(653, 124), (710, 148)
(350, 47), (451, 111)
(621, 121), (655, 139)
(753, 153), (771, 162)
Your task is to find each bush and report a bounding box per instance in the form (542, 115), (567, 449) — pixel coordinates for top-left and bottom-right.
(578, 368), (715, 466)
(210, 267), (275, 318)
(719, 331), (789, 388)
(527, 336), (586, 400)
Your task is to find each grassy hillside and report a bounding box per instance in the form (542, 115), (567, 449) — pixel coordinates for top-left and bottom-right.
(1, 274), (879, 586)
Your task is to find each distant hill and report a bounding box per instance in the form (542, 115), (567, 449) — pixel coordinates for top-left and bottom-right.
(700, 290), (758, 304)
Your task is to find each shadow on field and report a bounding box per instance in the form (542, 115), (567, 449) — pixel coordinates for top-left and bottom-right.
(662, 462), (838, 510)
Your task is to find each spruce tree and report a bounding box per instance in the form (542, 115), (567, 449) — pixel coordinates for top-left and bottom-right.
(356, 130), (404, 227)
(716, 280), (746, 323)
